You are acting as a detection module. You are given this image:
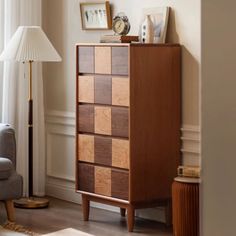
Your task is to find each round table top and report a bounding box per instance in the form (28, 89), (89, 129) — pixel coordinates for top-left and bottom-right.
(174, 176), (201, 184)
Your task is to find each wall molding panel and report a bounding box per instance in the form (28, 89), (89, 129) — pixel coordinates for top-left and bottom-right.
(45, 110), (200, 222)
(181, 125), (201, 166)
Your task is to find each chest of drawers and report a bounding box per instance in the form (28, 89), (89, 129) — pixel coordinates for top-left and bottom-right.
(76, 43), (181, 231)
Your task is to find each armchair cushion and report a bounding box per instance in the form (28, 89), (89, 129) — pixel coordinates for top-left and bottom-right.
(0, 157), (13, 180)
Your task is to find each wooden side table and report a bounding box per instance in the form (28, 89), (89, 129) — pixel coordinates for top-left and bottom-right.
(172, 177), (200, 236)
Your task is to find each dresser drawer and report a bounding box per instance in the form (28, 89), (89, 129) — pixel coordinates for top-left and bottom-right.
(78, 134), (129, 169)
(78, 75), (129, 106)
(78, 46), (128, 75)
(78, 105), (129, 138)
(78, 163), (129, 200)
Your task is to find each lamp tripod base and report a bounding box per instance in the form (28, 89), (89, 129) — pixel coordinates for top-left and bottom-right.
(14, 197), (49, 209)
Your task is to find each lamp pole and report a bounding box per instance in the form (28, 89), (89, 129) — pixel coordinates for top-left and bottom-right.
(14, 60), (49, 208)
(28, 60), (33, 197)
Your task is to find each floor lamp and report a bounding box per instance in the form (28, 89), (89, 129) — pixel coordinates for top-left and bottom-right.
(0, 26), (61, 208)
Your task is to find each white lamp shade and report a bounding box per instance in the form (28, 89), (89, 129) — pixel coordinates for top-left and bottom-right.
(0, 26), (61, 62)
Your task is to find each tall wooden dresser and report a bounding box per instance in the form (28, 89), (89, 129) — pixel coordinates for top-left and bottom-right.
(76, 43), (181, 232)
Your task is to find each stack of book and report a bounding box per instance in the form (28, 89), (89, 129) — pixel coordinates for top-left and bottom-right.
(100, 35), (139, 43)
(177, 165), (201, 178)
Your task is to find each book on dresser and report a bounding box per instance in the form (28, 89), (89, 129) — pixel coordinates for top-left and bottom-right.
(76, 43), (181, 232)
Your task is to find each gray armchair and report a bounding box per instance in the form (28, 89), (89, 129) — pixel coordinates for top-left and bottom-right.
(0, 124), (23, 221)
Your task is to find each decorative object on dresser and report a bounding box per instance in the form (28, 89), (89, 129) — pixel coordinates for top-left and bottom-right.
(76, 43), (181, 232)
(80, 1), (112, 30)
(0, 26), (61, 209)
(112, 13), (131, 35)
(140, 7), (170, 43)
(141, 15), (154, 43)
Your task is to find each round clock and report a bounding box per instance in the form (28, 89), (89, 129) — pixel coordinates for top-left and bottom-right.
(112, 13), (130, 35)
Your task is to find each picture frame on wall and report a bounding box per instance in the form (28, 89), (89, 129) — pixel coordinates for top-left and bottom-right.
(80, 1), (112, 30)
(141, 7), (170, 43)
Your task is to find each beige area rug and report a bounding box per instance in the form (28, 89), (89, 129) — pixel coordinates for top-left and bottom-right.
(0, 224), (92, 236)
(0, 222), (38, 236)
(42, 228), (94, 236)
(0, 225), (27, 235)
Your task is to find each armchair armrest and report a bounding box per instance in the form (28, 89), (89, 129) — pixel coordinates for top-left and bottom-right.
(0, 157), (13, 180)
(0, 124), (16, 168)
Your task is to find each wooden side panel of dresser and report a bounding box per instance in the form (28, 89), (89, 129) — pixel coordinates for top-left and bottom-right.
(129, 45), (181, 203)
(76, 44), (130, 202)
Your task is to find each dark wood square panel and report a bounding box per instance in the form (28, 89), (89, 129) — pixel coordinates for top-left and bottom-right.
(78, 46), (94, 73)
(112, 107), (129, 138)
(78, 163), (94, 193)
(94, 136), (112, 166)
(78, 105), (94, 133)
(111, 169), (129, 200)
(94, 75), (112, 105)
(112, 47), (129, 75)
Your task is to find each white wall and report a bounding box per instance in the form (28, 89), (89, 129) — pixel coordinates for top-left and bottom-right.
(42, 0), (200, 222)
(43, 0), (200, 126)
(201, 1), (236, 235)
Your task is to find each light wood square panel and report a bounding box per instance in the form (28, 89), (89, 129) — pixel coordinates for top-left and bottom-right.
(79, 76), (94, 103)
(95, 166), (111, 196)
(112, 139), (129, 169)
(95, 47), (111, 74)
(112, 77), (129, 106)
(95, 106), (111, 135)
(79, 134), (94, 163)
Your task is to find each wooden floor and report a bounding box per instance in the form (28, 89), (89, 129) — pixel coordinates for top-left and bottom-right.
(0, 198), (172, 235)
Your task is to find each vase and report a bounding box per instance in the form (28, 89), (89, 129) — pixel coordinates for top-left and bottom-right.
(141, 15), (154, 43)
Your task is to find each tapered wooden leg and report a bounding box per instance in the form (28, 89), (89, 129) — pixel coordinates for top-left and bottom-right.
(4, 200), (15, 222)
(82, 195), (90, 221)
(127, 205), (135, 232)
(120, 208), (126, 217)
(165, 199), (172, 226)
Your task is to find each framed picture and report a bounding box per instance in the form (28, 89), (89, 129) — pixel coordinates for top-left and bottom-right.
(141, 7), (170, 43)
(80, 1), (112, 30)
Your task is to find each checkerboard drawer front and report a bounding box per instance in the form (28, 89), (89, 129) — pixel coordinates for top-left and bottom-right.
(78, 46), (94, 73)
(78, 134), (129, 169)
(78, 105), (129, 138)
